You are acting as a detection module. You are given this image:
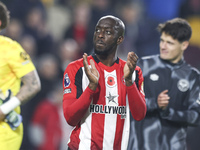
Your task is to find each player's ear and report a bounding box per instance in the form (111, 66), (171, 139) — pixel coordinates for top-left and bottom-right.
(0, 20), (2, 28)
(181, 41), (189, 52)
(117, 36), (124, 45)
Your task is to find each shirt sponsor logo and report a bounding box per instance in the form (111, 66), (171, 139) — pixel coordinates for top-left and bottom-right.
(90, 104), (126, 119)
(177, 79), (189, 92)
(64, 73), (70, 87)
(64, 88), (71, 94)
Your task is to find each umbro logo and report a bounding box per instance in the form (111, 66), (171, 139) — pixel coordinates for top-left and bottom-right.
(150, 73), (159, 81)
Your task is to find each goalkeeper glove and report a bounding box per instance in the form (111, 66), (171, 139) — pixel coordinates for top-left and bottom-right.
(5, 111), (23, 130)
(0, 89), (23, 130)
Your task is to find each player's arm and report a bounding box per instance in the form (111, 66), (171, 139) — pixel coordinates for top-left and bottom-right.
(0, 70), (41, 118)
(160, 75), (200, 126)
(63, 53), (99, 126)
(127, 70), (146, 121)
(16, 70), (41, 104)
(63, 87), (96, 126)
(124, 52), (146, 121)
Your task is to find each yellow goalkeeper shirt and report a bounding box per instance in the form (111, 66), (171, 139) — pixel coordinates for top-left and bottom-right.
(0, 35), (36, 150)
(0, 35), (35, 113)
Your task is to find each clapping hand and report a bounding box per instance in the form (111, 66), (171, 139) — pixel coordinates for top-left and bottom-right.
(83, 53), (99, 91)
(157, 90), (170, 110)
(124, 52), (138, 86)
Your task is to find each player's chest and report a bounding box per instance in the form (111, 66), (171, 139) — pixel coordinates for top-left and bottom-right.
(93, 69), (127, 106)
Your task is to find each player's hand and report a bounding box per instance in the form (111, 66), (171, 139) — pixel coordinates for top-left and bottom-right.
(0, 89), (12, 121)
(0, 89), (22, 129)
(5, 111), (23, 130)
(157, 90), (170, 110)
(0, 109), (5, 121)
(83, 53), (99, 91)
(124, 52), (138, 86)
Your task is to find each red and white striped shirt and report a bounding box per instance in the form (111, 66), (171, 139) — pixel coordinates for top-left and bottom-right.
(63, 54), (146, 150)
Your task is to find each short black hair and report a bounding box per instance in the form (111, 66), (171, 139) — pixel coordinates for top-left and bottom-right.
(157, 18), (192, 43)
(0, 2), (10, 30)
(99, 15), (125, 37)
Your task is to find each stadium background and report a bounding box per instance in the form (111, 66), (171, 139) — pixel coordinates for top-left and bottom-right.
(1, 0), (200, 149)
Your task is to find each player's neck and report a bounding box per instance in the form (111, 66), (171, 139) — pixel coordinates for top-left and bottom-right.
(96, 52), (117, 67)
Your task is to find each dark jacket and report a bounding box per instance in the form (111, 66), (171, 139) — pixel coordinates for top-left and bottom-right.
(128, 55), (200, 150)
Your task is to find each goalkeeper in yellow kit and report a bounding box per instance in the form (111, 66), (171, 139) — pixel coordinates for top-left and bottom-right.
(0, 2), (41, 150)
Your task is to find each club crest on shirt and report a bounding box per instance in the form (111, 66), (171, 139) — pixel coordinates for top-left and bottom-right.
(177, 79), (189, 92)
(20, 52), (31, 65)
(64, 73), (70, 87)
(20, 52), (30, 60)
(105, 74), (117, 88)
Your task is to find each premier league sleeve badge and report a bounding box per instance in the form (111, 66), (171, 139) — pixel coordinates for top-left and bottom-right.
(64, 73), (71, 87)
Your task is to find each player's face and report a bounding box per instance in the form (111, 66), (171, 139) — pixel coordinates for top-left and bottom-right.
(159, 32), (184, 63)
(93, 18), (119, 55)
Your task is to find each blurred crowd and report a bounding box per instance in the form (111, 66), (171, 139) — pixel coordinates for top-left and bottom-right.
(1, 0), (200, 150)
